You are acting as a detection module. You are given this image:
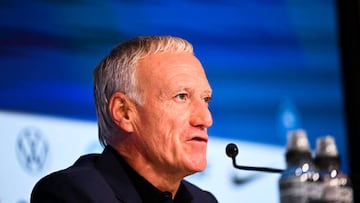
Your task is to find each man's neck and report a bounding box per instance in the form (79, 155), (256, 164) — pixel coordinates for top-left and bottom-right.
(113, 143), (183, 198)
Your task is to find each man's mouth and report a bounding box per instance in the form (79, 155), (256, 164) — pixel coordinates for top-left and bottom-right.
(191, 136), (208, 142)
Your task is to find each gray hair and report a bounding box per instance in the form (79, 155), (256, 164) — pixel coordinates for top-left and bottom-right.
(93, 36), (194, 147)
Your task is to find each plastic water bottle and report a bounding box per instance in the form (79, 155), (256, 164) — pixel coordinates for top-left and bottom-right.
(279, 129), (320, 203)
(313, 135), (353, 203)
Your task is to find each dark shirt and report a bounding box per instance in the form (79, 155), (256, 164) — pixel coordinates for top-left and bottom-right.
(110, 146), (193, 203)
(31, 145), (218, 203)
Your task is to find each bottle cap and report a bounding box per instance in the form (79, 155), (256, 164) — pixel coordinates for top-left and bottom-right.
(316, 135), (338, 157)
(286, 129), (311, 152)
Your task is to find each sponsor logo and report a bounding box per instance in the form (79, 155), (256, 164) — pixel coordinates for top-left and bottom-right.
(16, 127), (49, 174)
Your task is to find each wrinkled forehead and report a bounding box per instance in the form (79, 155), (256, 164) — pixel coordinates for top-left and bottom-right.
(137, 52), (205, 76)
(136, 52), (211, 91)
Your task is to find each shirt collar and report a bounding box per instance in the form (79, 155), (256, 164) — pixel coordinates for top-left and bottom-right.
(109, 146), (193, 203)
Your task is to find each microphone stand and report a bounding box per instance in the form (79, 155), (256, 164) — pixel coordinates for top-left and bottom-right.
(226, 143), (283, 173)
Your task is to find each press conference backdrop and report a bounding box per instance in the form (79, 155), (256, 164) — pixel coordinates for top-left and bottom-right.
(0, 0), (349, 202)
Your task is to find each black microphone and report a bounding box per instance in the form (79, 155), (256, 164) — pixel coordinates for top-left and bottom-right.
(226, 143), (283, 173)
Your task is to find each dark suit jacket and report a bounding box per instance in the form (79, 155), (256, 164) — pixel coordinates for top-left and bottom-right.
(30, 146), (218, 203)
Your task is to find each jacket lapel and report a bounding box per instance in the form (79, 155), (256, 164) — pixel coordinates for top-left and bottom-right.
(96, 146), (143, 203)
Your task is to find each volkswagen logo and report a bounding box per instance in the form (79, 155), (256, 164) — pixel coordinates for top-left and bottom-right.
(16, 126), (49, 175)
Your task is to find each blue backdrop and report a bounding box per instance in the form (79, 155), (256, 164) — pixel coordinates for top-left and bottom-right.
(0, 0), (348, 170)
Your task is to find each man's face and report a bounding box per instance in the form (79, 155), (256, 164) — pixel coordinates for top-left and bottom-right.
(133, 52), (213, 177)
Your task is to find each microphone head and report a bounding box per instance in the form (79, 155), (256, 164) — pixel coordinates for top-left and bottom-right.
(226, 143), (238, 158)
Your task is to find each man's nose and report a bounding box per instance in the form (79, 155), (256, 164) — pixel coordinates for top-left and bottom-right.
(190, 100), (213, 129)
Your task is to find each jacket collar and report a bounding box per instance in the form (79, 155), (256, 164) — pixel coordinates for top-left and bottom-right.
(96, 145), (143, 203)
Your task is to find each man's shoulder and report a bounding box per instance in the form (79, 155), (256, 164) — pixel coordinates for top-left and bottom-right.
(30, 153), (119, 202)
(33, 153), (102, 187)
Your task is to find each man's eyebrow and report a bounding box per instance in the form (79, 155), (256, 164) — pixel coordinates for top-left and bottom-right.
(203, 89), (212, 94)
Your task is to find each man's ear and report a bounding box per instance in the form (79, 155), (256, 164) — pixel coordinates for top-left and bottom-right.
(108, 92), (134, 132)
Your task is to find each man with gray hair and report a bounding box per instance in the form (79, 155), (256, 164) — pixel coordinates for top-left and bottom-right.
(31, 35), (218, 203)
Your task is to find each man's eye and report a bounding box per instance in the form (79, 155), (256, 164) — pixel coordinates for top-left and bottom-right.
(175, 93), (188, 101)
(204, 96), (212, 103)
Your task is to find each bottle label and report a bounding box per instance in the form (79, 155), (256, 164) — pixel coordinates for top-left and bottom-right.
(321, 185), (353, 203)
(280, 177), (322, 203)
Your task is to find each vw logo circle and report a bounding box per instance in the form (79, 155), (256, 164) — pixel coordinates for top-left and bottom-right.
(16, 126), (49, 174)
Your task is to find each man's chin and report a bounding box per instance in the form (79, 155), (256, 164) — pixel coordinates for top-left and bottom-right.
(185, 160), (207, 174)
